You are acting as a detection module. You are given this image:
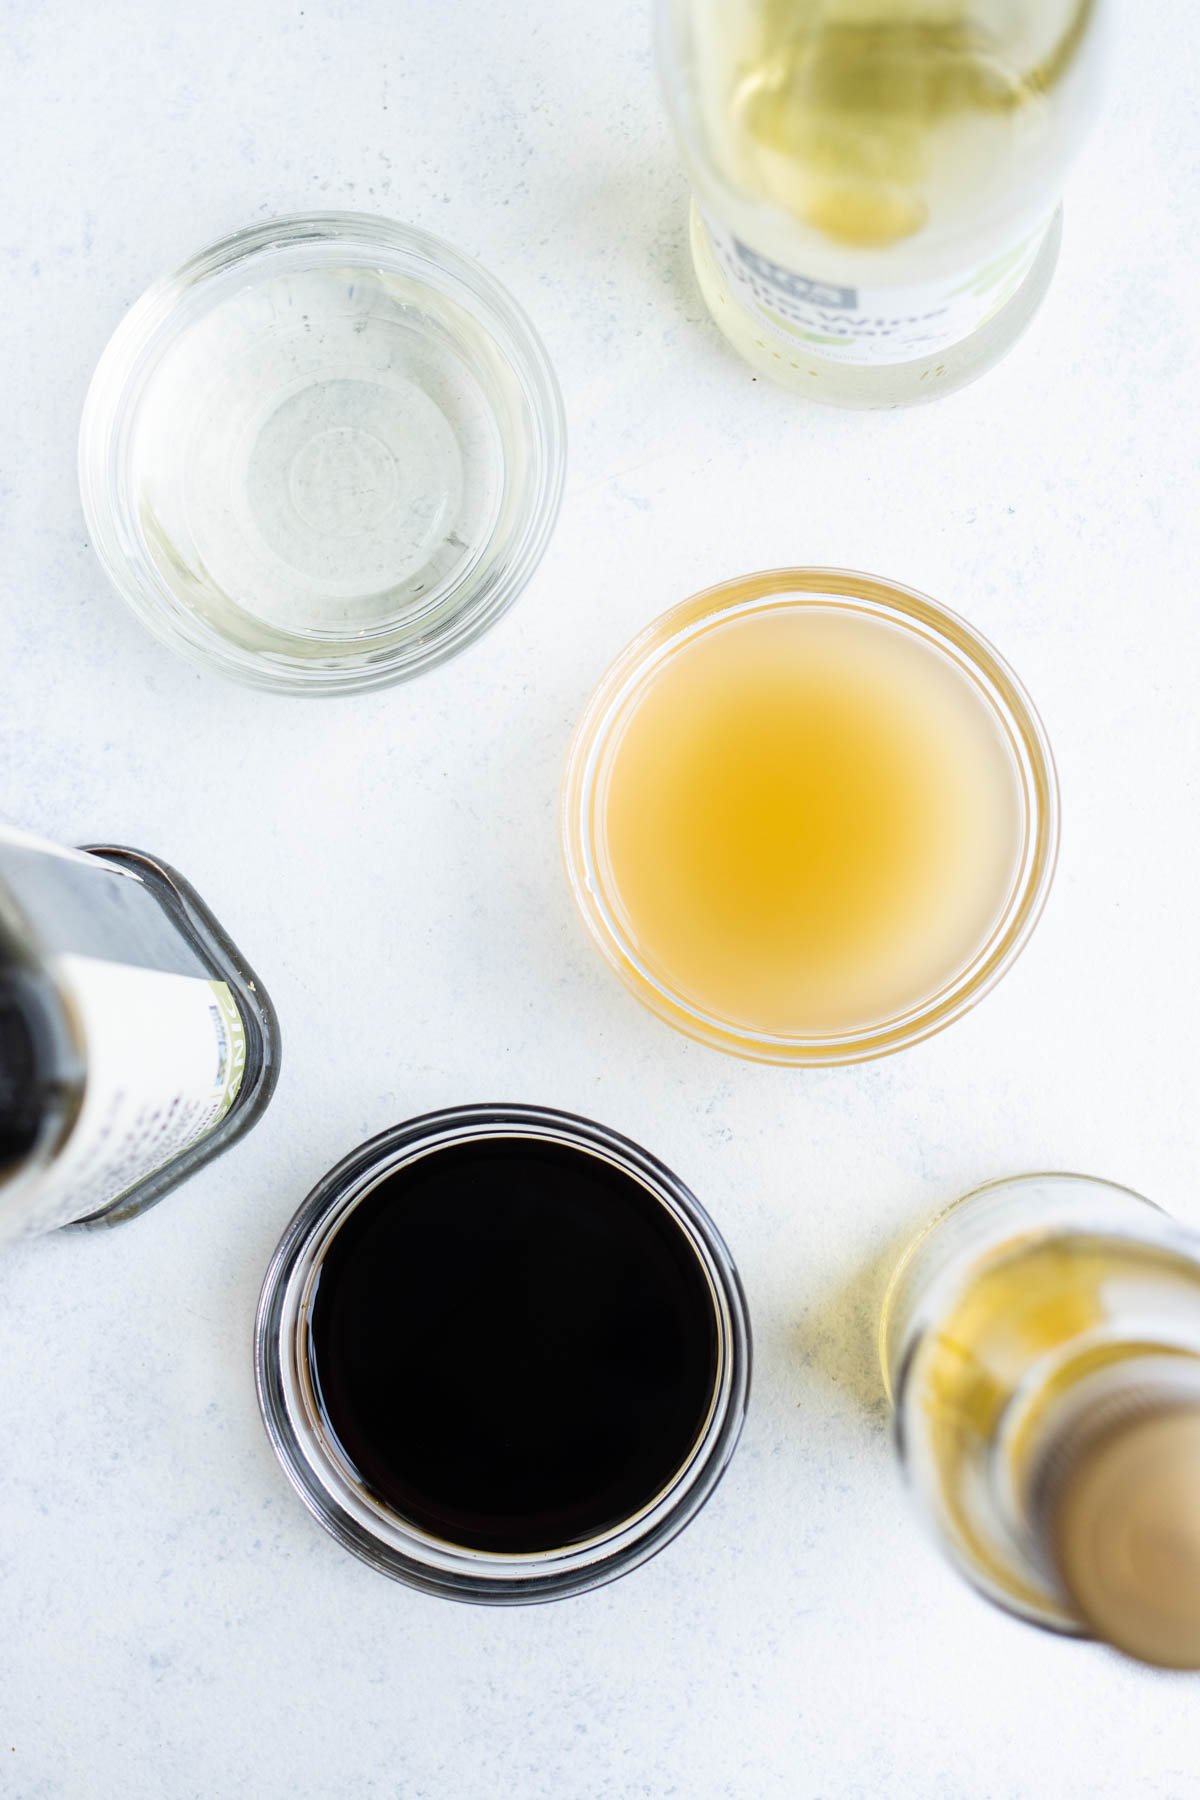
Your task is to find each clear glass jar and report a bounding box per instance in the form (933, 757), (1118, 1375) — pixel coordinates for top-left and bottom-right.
(658, 1), (1108, 405)
(80, 214), (566, 694)
(562, 568), (1057, 1064)
(882, 1175), (1200, 1667)
(255, 1104), (751, 1604)
(0, 828), (280, 1241)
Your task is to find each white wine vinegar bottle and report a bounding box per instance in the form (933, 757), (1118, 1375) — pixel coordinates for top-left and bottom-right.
(657, 1), (1107, 406)
(882, 1175), (1200, 1668)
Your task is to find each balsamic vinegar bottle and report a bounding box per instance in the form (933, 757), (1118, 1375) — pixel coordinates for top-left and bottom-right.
(883, 1174), (1200, 1668)
(0, 826), (279, 1241)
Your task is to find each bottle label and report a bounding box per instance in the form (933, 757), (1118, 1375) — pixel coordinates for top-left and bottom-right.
(701, 215), (1048, 367)
(3, 955), (246, 1239)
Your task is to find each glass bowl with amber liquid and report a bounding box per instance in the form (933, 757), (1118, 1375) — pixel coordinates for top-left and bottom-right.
(563, 568), (1057, 1064)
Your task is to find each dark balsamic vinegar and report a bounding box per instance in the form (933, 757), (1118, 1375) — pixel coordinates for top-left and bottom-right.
(307, 1135), (720, 1555)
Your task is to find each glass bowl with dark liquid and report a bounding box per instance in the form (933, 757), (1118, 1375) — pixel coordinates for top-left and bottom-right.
(255, 1105), (751, 1603)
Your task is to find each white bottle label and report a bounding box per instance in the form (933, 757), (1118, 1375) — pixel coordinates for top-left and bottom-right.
(1, 955), (246, 1241)
(701, 214), (1048, 367)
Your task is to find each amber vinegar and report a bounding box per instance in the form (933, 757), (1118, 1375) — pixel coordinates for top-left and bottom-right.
(566, 572), (1057, 1063)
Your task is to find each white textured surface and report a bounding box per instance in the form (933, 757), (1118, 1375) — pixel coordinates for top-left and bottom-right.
(1, 1), (1198, 1795)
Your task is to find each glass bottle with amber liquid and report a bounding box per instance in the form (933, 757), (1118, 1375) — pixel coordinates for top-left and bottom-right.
(883, 1174), (1200, 1668)
(658, 1), (1108, 405)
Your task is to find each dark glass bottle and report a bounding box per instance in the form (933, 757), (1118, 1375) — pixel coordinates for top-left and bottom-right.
(0, 827), (280, 1241)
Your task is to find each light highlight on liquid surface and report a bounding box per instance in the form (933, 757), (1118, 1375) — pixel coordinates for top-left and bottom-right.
(597, 604), (1022, 1039)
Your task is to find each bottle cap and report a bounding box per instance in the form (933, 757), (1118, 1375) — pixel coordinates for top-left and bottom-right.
(1043, 1372), (1200, 1669)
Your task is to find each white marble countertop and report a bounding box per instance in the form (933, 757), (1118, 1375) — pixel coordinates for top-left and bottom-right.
(3, 1), (1198, 1794)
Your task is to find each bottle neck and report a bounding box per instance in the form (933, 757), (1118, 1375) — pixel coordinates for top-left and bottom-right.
(1027, 1355), (1200, 1668)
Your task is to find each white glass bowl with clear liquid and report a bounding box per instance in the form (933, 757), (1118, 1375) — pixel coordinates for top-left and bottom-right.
(79, 214), (565, 694)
